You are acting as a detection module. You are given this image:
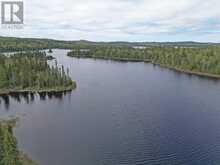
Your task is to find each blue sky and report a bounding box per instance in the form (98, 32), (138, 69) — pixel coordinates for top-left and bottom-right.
(1, 0), (220, 42)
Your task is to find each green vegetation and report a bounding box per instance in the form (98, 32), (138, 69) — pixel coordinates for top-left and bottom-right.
(0, 37), (103, 51)
(1, 36), (220, 78)
(0, 120), (37, 165)
(0, 36), (216, 52)
(0, 51), (76, 95)
(67, 47), (144, 61)
(146, 46), (220, 77)
(67, 46), (220, 78)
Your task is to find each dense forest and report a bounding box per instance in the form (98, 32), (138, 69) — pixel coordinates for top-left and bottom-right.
(147, 47), (220, 75)
(67, 47), (145, 61)
(0, 51), (76, 94)
(0, 120), (37, 165)
(67, 46), (220, 77)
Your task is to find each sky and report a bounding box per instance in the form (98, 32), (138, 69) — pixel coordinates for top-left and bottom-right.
(0, 0), (220, 42)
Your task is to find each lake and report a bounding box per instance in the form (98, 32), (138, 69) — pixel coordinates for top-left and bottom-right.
(1, 49), (220, 165)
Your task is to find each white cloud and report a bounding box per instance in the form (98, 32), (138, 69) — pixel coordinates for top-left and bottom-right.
(1, 0), (220, 41)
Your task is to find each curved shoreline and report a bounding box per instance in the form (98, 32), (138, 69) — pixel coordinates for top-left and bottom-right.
(151, 62), (220, 79)
(0, 120), (38, 165)
(68, 55), (220, 79)
(0, 82), (77, 96)
(67, 55), (144, 62)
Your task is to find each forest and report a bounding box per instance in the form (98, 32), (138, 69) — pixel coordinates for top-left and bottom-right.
(0, 120), (37, 165)
(67, 46), (220, 77)
(0, 51), (76, 95)
(0, 36), (215, 52)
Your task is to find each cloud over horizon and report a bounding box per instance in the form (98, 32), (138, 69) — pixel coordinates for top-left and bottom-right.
(1, 0), (220, 42)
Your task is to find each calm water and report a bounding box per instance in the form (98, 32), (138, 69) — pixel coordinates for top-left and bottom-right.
(1, 49), (220, 165)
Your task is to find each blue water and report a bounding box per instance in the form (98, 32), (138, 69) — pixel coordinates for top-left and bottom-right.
(1, 49), (220, 165)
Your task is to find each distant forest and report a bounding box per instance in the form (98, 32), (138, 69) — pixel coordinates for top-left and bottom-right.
(0, 36), (217, 52)
(67, 46), (220, 77)
(1, 36), (220, 79)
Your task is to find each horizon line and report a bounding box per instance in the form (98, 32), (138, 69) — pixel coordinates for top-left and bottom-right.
(0, 35), (219, 44)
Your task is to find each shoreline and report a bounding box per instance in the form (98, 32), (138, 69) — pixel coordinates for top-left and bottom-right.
(0, 82), (77, 96)
(67, 55), (144, 62)
(67, 55), (220, 79)
(151, 62), (220, 79)
(0, 119), (38, 165)
(68, 55), (220, 79)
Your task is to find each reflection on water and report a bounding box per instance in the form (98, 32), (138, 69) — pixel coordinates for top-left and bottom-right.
(0, 94), (10, 110)
(0, 91), (71, 110)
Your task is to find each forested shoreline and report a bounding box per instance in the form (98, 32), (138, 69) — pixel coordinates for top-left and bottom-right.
(0, 51), (76, 95)
(0, 50), (76, 165)
(67, 46), (220, 78)
(1, 35), (220, 81)
(1, 35), (220, 84)
(0, 120), (38, 165)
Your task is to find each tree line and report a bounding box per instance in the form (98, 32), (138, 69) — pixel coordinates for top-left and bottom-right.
(0, 36), (214, 52)
(67, 46), (220, 76)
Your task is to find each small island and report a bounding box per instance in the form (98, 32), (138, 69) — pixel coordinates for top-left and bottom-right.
(0, 51), (76, 95)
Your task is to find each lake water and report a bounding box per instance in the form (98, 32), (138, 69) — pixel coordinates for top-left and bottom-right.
(1, 49), (220, 165)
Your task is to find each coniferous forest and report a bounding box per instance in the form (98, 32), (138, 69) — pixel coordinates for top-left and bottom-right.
(67, 46), (220, 78)
(0, 51), (76, 95)
(0, 120), (37, 165)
